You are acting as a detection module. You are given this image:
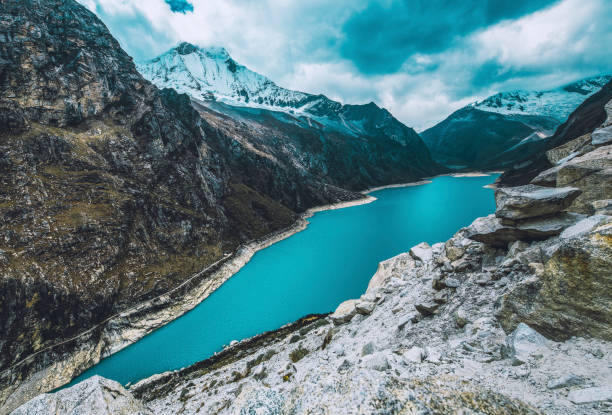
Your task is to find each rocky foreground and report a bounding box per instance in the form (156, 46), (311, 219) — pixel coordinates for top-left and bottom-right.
(12, 100), (612, 414)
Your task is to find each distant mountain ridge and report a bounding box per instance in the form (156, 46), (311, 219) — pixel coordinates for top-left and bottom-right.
(472, 75), (611, 121)
(421, 75), (611, 170)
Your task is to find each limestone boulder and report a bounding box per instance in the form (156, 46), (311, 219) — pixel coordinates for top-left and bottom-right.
(330, 300), (359, 325)
(355, 300), (376, 316)
(568, 386), (612, 404)
(502, 323), (549, 365)
(366, 253), (414, 294)
(495, 185), (581, 221)
(409, 242), (433, 263)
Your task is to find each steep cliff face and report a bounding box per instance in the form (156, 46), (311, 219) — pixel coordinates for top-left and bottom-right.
(193, 100), (437, 219)
(0, 0), (293, 409)
(0, 0), (238, 402)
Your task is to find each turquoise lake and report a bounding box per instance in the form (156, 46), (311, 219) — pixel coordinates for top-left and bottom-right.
(69, 174), (498, 387)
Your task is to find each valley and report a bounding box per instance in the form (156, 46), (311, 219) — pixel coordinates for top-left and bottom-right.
(1, 0), (611, 414)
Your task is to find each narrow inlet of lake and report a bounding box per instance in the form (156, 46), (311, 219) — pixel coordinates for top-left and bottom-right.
(69, 174), (499, 386)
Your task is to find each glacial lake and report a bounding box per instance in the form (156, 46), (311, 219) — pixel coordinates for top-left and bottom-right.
(69, 174), (498, 387)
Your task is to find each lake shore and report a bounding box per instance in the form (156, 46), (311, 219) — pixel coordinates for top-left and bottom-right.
(0, 192), (379, 412)
(1, 172), (499, 412)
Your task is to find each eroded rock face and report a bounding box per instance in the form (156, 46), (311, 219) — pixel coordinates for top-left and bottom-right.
(495, 185), (581, 220)
(538, 145), (612, 214)
(465, 213), (582, 247)
(498, 218), (612, 341)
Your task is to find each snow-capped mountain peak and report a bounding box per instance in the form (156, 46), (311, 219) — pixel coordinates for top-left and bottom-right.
(471, 74), (611, 121)
(137, 42), (309, 111)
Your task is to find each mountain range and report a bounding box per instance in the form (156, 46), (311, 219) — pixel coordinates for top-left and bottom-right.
(0, 0), (610, 411)
(137, 42), (440, 202)
(421, 75), (611, 170)
(137, 42), (609, 172)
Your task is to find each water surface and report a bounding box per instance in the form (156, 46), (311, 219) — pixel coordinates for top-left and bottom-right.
(70, 175), (498, 386)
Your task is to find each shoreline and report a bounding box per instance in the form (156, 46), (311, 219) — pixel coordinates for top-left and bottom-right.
(0, 193), (378, 413)
(365, 180), (433, 194)
(0, 172), (499, 412)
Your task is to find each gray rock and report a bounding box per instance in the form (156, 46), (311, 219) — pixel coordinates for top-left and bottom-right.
(432, 275), (447, 290)
(337, 359), (351, 373)
(451, 258), (472, 272)
(560, 214), (610, 239)
(362, 353), (390, 371)
(466, 213), (582, 247)
(330, 299), (359, 325)
(425, 348), (442, 364)
(540, 145), (612, 214)
(513, 212), (585, 237)
(545, 133), (593, 165)
(355, 300), (376, 316)
(507, 240), (529, 258)
(495, 185), (581, 221)
(433, 289), (449, 304)
(11, 376), (151, 415)
(361, 341), (375, 356)
(531, 165), (563, 187)
(592, 125), (612, 145)
(410, 242), (433, 262)
(504, 323), (549, 365)
(414, 301), (439, 316)
(445, 239), (465, 261)
(444, 277), (461, 288)
(567, 386), (612, 404)
(592, 199), (612, 215)
(403, 347), (425, 363)
(454, 309), (470, 328)
(499, 220), (612, 341)
(252, 364), (267, 381)
(546, 374), (584, 389)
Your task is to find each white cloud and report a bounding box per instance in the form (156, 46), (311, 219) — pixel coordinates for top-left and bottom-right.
(79, 0), (611, 131)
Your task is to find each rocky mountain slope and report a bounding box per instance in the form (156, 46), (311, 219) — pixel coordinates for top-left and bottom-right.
(191, 99), (438, 216)
(14, 95), (612, 415)
(421, 75), (611, 170)
(138, 42), (421, 140)
(137, 43), (440, 215)
(0, 0), (441, 412)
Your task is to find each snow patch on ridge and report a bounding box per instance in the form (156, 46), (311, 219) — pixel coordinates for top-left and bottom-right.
(472, 75), (611, 121)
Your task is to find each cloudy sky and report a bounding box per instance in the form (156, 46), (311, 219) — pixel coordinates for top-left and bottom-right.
(79, 0), (611, 131)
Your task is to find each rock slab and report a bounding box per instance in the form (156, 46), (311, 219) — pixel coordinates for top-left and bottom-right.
(495, 185), (581, 220)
